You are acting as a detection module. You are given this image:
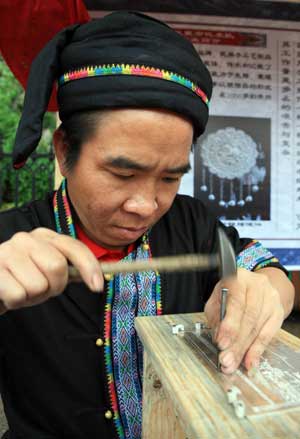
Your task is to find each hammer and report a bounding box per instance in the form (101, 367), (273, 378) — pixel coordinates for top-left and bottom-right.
(68, 227), (237, 285)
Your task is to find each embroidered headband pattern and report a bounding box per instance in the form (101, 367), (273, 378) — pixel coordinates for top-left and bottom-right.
(58, 64), (210, 107)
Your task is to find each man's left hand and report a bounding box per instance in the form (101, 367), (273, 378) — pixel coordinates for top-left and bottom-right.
(204, 267), (287, 374)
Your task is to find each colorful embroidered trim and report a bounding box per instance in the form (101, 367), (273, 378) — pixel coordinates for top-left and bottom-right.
(237, 240), (279, 272)
(146, 235), (162, 315)
(53, 190), (62, 233)
(53, 178), (76, 238)
(155, 273), (162, 315)
(104, 235), (162, 439)
(104, 277), (125, 439)
(61, 179), (76, 237)
(58, 64), (209, 107)
(112, 249), (154, 437)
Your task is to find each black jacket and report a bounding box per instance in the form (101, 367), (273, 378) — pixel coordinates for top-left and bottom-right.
(0, 194), (281, 439)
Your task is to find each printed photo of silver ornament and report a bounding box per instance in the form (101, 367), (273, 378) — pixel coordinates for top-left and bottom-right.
(194, 116), (270, 221)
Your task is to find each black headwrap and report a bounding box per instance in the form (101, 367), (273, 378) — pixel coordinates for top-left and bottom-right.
(13, 11), (213, 168)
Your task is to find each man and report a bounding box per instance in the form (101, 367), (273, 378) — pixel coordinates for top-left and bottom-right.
(0, 11), (294, 439)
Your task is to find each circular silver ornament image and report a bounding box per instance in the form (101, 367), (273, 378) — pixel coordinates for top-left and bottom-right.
(201, 127), (258, 179)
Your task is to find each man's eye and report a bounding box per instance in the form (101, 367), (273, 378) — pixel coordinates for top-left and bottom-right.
(113, 173), (134, 180)
(163, 176), (180, 183)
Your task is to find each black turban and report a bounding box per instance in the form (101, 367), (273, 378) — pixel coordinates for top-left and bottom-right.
(13, 11), (213, 168)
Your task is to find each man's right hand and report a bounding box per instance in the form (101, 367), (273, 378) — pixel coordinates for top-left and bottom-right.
(0, 227), (104, 315)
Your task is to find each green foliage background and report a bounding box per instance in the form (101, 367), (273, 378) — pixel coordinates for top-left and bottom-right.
(0, 57), (56, 210)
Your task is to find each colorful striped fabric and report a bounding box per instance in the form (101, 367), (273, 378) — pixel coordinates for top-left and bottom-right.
(237, 240), (279, 271)
(58, 64), (210, 107)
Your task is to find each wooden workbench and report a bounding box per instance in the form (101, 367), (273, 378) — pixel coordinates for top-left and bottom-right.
(135, 313), (300, 438)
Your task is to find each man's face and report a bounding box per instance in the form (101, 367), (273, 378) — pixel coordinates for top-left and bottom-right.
(58, 108), (193, 250)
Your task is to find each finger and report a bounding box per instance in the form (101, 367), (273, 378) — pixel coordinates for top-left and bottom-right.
(243, 307), (284, 370)
(204, 284), (224, 343)
(4, 251), (50, 299)
(31, 228), (104, 292)
(219, 291), (269, 373)
(205, 276), (247, 346)
(0, 268), (27, 310)
(0, 232), (69, 304)
(0, 267), (55, 310)
(216, 279), (247, 351)
(28, 241), (69, 296)
(204, 286), (220, 329)
(219, 287), (267, 373)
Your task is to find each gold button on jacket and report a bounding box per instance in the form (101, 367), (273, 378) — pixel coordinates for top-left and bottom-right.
(105, 410), (113, 420)
(95, 338), (104, 347)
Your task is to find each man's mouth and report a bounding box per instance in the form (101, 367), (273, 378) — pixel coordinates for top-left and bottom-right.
(123, 226), (148, 231)
(113, 224), (149, 238)
(115, 225), (148, 233)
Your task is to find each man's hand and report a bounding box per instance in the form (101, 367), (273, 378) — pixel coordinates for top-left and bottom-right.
(0, 228), (104, 315)
(204, 267), (292, 374)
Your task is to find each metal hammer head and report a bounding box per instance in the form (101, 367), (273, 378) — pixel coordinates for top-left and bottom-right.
(217, 227), (237, 279)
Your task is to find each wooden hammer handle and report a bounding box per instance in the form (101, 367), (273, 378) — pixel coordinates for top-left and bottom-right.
(68, 253), (220, 279)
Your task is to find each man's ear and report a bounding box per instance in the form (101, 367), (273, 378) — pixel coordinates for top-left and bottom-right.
(53, 128), (69, 176)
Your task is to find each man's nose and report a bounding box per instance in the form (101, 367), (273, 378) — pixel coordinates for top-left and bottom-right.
(123, 194), (158, 217)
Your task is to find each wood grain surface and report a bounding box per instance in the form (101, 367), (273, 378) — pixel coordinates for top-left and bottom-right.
(136, 313), (300, 439)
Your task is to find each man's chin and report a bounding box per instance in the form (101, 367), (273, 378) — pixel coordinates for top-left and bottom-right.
(110, 226), (148, 245)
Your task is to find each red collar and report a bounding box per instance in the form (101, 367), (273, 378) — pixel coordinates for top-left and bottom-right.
(75, 223), (135, 262)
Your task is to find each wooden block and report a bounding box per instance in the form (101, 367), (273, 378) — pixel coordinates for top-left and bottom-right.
(142, 351), (186, 439)
(135, 313), (300, 438)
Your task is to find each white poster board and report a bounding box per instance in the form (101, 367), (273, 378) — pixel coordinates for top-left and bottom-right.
(154, 13), (300, 269)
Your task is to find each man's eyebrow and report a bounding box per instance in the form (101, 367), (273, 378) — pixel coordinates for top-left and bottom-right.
(105, 156), (191, 174)
(105, 156), (150, 171)
(167, 163), (191, 174)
